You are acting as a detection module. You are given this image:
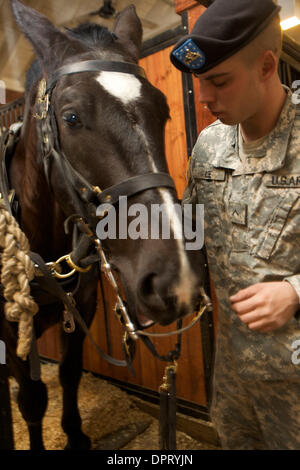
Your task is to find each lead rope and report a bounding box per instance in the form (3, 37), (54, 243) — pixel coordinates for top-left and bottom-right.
(0, 200), (39, 360)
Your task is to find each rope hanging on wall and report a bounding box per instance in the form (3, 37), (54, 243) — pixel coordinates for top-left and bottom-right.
(0, 200), (38, 360)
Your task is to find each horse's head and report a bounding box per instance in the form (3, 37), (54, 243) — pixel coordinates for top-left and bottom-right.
(11, 0), (206, 328)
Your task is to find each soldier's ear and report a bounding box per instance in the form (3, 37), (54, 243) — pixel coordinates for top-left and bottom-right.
(260, 50), (278, 82)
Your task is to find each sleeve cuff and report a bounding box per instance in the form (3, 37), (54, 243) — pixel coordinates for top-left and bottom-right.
(284, 276), (300, 320)
(284, 275), (300, 303)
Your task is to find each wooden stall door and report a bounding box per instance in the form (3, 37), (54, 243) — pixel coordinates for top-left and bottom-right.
(38, 35), (211, 408)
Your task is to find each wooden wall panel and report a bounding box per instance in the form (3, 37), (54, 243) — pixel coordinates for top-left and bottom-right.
(140, 47), (189, 198)
(175, 0), (200, 14)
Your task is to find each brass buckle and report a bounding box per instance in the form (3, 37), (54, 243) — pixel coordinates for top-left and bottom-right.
(92, 186), (102, 194)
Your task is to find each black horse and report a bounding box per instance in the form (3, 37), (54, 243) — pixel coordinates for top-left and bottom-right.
(0, 0), (205, 450)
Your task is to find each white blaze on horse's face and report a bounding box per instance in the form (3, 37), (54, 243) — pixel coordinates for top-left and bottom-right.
(95, 71), (196, 311)
(158, 188), (196, 308)
(96, 72), (141, 105)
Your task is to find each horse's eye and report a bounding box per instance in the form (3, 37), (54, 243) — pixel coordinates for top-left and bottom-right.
(62, 113), (81, 127)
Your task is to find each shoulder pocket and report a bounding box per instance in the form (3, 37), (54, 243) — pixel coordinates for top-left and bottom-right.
(253, 192), (299, 260)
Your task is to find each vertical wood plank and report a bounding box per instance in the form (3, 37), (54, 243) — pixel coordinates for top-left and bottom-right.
(140, 47), (188, 198)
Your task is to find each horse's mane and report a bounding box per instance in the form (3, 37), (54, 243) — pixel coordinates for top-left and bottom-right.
(65, 23), (117, 47)
(25, 23), (117, 93)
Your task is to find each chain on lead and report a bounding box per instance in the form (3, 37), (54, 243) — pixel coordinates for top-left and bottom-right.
(94, 238), (139, 341)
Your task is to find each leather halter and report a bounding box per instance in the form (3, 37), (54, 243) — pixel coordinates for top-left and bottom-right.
(36, 59), (176, 214)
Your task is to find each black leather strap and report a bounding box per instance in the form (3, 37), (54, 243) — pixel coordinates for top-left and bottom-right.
(140, 322), (182, 363)
(97, 172), (176, 206)
(46, 60), (146, 93)
(0, 128), (21, 216)
(30, 252), (129, 368)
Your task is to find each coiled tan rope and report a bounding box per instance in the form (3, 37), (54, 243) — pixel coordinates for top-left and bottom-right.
(0, 200), (38, 360)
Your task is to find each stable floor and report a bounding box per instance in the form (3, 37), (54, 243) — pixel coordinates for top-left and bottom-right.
(9, 362), (218, 450)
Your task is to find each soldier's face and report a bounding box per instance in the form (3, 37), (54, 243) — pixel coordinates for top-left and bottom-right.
(194, 53), (263, 125)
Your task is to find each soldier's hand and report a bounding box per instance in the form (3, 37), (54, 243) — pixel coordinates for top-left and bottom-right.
(229, 282), (299, 333)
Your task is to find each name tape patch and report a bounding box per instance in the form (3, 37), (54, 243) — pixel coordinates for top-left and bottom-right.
(266, 175), (300, 188)
(193, 167), (226, 181)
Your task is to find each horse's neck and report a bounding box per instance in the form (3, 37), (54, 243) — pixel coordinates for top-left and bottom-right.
(9, 119), (70, 261)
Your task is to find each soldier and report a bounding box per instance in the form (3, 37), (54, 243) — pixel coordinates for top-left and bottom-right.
(171, 0), (300, 449)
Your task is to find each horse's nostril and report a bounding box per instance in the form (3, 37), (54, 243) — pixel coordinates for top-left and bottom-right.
(138, 272), (167, 310)
(138, 271), (180, 315)
(140, 273), (156, 297)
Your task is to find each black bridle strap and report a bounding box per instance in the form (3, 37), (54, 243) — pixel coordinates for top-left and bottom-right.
(46, 146), (176, 210)
(96, 172), (176, 206)
(46, 60), (146, 93)
(30, 252), (129, 368)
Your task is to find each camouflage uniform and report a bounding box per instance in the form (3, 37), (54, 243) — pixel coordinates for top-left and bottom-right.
(184, 88), (300, 449)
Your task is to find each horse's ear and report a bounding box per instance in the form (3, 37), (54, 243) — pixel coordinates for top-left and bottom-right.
(10, 0), (84, 74)
(113, 5), (143, 62)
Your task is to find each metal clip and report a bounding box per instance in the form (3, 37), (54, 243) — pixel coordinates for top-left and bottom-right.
(159, 362), (178, 393)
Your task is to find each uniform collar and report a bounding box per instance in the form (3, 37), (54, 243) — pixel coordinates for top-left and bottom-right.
(211, 86), (297, 175)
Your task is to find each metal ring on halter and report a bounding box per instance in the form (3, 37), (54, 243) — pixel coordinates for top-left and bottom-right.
(66, 254), (92, 273)
(51, 254), (76, 279)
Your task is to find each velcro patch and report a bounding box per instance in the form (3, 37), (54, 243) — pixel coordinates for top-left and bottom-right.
(229, 202), (247, 226)
(172, 39), (206, 70)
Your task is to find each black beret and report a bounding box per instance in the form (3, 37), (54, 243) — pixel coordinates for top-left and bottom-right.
(170, 0), (281, 74)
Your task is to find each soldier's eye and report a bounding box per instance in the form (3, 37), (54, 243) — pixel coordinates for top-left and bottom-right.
(212, 80), (227, 88)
